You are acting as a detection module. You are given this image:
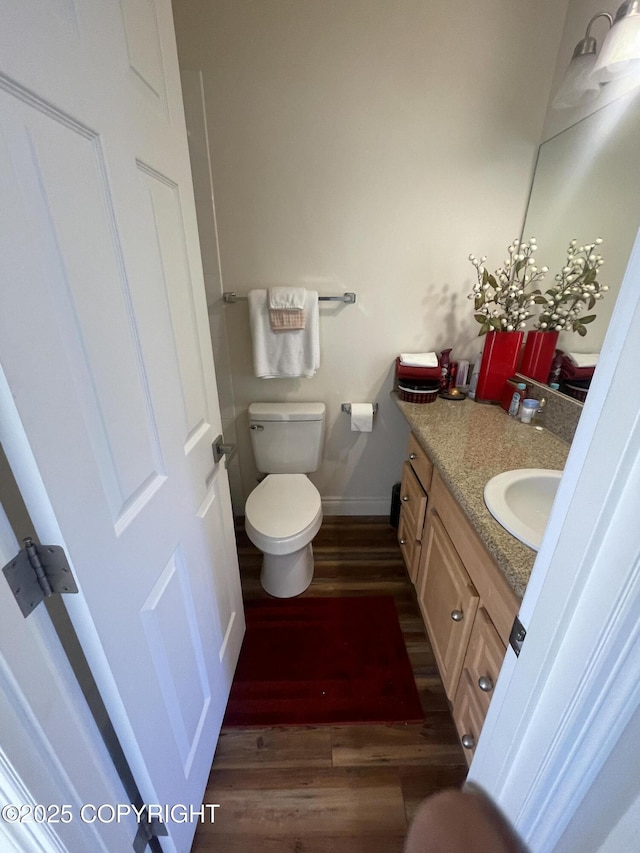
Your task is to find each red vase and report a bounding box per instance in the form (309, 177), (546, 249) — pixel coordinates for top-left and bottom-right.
(520, 330), (559, 383)
(475, 331), (524, 403)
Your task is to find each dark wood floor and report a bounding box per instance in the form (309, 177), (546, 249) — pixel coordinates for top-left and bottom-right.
(192, 517), (467, 852)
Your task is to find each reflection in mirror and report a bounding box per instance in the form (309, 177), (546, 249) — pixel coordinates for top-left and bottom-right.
(520, 87), (640, 397)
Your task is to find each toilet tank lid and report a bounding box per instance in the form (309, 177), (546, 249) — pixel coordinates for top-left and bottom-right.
(248, 402), (326, 422)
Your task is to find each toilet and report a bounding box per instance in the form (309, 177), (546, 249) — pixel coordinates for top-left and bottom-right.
(245, 402), (325, 598)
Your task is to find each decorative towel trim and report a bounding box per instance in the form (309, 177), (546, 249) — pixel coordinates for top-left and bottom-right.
(269, 308), (306, 331)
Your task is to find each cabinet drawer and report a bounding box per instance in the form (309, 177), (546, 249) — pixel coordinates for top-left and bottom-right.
(452, 668), (485, 765)
(418, 512), (479, 699)
(463, 606), (507, 715)
(398, 513), (421, 584)
(400, 462), (427, 540)
(407, 433), (433, 492)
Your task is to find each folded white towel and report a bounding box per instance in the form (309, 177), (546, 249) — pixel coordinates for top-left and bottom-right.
(268, 286), (307, 310)
(249, 289), (320, 378)
(567, 352), (599, 368)
(399, 352), (439, 368)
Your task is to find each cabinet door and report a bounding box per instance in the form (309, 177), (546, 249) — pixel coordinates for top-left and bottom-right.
(453, 608), (507, 765)
(452, 669), (485, 764)
(398, 512), (421, 583)
(408, 432), (433, 491)
(400, 461), (427, 539)
(397, 461), (427, 583)
(463, 606), (506, 715)
(417, 512), (479, 699)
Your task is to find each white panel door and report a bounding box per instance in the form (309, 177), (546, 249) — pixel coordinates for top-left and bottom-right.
(0, 502), (135, 853)
(0, 2), (244, 850)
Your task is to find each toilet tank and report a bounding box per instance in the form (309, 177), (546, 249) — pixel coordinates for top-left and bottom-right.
(248, 402), (325, 474)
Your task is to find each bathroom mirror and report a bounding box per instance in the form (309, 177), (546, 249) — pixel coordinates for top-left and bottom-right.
(520, 86), (640, 396)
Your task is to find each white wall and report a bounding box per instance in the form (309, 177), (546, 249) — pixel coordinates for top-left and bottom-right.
(172, 0), (567, 513)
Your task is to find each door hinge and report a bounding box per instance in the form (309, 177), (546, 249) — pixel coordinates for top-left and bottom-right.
(2, 538), (78, 618)
(509, 614), (527, 657)
(212, 434), (237, 468)
(133, 807), (168, 853)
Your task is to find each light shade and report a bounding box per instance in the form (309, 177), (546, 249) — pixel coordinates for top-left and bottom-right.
(592, 1), (640, 82)
(552, 12), (612, 110)
(553, 53), (602, 108)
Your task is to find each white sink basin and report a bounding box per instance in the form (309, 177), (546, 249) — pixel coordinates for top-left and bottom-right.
(484, 469), (563, 551)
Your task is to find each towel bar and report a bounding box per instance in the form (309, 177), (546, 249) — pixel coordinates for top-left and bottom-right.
(341, 403), (378, 414)
(223, 291), (356, 304)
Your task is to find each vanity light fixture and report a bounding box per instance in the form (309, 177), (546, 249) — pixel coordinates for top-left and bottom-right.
(553, 2), (640, 110)
(592, 0), (640, 82)
(552, 11), (612, 109)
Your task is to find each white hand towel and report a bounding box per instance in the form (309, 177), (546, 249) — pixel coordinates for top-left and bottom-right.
(567, 352), (599, 368)
(268, 287), (307, 310)
(249, 289), (320, 378)
(399, 352), (439, 368)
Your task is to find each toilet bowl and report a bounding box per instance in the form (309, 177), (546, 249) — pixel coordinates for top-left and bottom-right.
(245, 473), (323, 598)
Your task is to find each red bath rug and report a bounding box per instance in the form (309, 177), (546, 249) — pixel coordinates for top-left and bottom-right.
(223, 595), (424, 727)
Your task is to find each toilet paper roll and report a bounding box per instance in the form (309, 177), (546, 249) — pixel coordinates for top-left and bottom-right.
(350, 403), (374, 432)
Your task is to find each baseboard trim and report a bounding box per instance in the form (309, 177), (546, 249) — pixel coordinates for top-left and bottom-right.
(321, 497), (390, 516)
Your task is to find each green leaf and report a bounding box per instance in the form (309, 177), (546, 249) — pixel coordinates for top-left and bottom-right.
(534, 295), (548, 304)
(474, 313), (486, 324)
(576, 324), (587, 337)
(580, 314), (596, 324)
(482, 269), (489, 285)
(474, 296), (484, 310)
(490, 318), (502, 331)
(588, 297), (596, 310)
(487, 274), (498, 288)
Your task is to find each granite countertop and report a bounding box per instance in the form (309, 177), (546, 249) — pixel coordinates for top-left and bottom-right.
(393, 393), (570, 598)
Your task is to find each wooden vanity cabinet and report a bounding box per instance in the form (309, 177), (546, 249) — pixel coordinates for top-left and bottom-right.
(397, 433), (432, 583)
(400, 437), (519, 766)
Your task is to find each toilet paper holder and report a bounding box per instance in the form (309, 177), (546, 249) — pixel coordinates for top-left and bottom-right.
(341, 403), (378, 415)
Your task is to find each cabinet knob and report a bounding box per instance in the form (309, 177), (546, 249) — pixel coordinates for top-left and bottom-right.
(450, 609), (464, 622)
(461, 733), (475, 750)
(409, 453), (417, 460)
(478, 676), (494, 693)
(402, 495), (410, 502)
(399, 539), (407, 545)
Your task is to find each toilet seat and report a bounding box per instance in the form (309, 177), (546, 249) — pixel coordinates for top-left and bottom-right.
(245, 474), (322, 556)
